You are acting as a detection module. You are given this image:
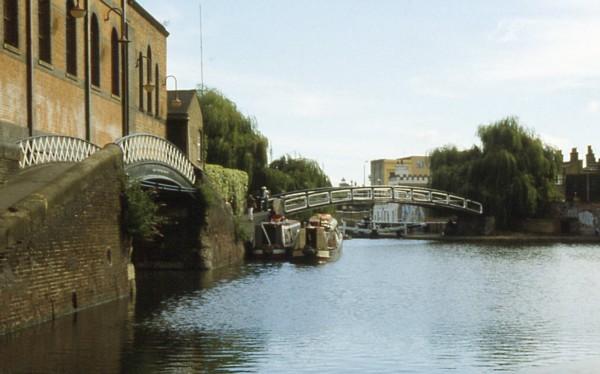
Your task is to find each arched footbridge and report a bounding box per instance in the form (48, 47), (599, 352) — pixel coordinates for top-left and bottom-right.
(271, 186), (483, 215)
(16, 134), (197, 192)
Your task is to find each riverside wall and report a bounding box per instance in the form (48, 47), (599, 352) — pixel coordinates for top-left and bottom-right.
(0, 143), (20, 185)
(0, 145), (132, 335)
(132, 177), (245, 271)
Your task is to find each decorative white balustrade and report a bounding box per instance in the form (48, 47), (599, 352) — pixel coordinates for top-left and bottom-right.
(16, 134), (196, 187)
(116, 133), (196, 185)
(17, 135), (100, 168)
(274, 186), (483, 215)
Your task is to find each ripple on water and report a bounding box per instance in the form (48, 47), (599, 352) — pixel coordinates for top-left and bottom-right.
(5, 240), (600, 373)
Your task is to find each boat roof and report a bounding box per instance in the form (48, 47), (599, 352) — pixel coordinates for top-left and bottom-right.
(308, 214), (337, 228)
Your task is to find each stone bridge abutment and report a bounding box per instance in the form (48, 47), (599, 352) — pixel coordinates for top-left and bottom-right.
(0, 143), (132, 335)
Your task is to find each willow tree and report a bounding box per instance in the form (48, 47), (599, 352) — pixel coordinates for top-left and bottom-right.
(263, 155), (331, 195)
(198, 88), (269, 191)
(430, 117), (562, 228)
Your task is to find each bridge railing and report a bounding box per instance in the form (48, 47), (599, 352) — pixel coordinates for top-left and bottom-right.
(16, 135), (100, 169)
(273, 185), (483, 214)
(115, 133), (196, 185)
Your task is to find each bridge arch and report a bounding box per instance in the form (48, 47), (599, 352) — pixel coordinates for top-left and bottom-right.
(16, 134), (198, 191)
(115, 133), (196, 189)
(271, 186), (483, 215)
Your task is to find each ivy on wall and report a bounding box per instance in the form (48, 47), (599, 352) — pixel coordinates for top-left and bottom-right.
(204, 164), (249, 216)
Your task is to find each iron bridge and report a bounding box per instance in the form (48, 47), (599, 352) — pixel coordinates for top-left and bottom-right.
(271, 186), (483, 215)
(16, 134), (197, 190)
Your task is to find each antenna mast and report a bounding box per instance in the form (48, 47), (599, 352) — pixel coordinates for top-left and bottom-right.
(199, 2), (205, 93)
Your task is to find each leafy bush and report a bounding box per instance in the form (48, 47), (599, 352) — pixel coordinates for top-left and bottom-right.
(123, 182), (164, 240)
(233, 216), (252, 243)
(204, 164), (248, 215)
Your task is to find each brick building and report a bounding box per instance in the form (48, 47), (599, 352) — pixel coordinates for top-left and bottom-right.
(562, 146), (600, 202)
(370, 156), (430, 186)
(166, 89), (204, 169)
(0, 0), (169, 145)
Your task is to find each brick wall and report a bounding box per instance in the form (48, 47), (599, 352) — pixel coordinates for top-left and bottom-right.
(128, 1), (168, 138)
(34, 69), (87, 139)
(186, 95), (204, 168)
(0, 52), (28, 140)
(0, 142), (21, 185)
(0, 145), (131, 335)
(0, 0), (168, 144)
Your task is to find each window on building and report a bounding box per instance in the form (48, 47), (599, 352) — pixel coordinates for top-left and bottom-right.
(155, 64), (159, 117)
(138, 52), (143, 110)
(90, 14), (100, 86)
(38, 0), (51, 63)
(146, 46), (152, 114)
(65, 0), (77, 75)
(111, 28), (119, 96)
(4, 0), (18, 48)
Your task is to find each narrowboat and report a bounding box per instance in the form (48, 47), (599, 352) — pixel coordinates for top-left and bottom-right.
(292, 213), (343, 263)
(252, 216), (301, 260)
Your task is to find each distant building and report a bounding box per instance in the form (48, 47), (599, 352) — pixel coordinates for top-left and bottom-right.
(372, 203), (425, 224)
(166, 90), (204, 169)
(370, 156), (430, 186)
(562, 146), (600, 202)
(338, 178), (351, 187)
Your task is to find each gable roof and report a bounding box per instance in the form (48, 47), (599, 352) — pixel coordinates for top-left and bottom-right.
(167, 90), (199, 116)
(128, 0), (169, 37)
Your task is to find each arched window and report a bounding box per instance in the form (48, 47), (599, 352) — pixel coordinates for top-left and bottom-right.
(155, 64), (159, 117)
(146, 46), (152, 114)
(111, 28), (119, 96)
(138, 52), (143, 110)
(65, 0), (77, 75)
(3, 0), (18, 48)
(90, 14), (100, 86)
(38, 0), (51, 63)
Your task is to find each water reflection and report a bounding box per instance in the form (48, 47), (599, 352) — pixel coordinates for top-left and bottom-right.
(3, 240), (600, 373)
(123, 267), (269, 373)
(0, 299), (131, 373)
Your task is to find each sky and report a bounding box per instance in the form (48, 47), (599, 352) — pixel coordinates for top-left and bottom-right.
(140, 0), (600, 185)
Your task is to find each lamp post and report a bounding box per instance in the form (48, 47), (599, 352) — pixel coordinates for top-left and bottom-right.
(164, 75), (182, 108)
(69, 0), (86, 18)
(104, 7), (129, 43)
(363, 160), (369, 186)
(136, 55), (154, 92)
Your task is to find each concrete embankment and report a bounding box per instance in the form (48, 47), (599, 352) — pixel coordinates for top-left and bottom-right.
(0, 144), (131, 335)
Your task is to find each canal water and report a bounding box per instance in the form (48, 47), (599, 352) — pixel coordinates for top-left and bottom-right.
(3, 239), (600, 373)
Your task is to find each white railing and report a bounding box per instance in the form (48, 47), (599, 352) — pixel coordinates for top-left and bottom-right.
(17, 135), (100, 168)
(116, 133), (196, 185)
(273, 185), (483, 215)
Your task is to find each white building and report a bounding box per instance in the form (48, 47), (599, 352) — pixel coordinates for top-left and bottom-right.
(372, 203), (425, 224)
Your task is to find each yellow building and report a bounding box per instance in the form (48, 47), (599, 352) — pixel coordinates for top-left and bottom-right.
(370, 156), (430, 186)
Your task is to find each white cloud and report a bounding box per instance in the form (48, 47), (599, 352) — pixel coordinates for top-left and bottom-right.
(540, 133), (572, 151)
(408, 76), (461, 99)
(481, 17), (600, 83)
(586, 100), (600, 113)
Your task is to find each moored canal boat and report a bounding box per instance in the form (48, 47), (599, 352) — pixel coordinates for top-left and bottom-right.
(252, 216), (301, 260)
(293, 213), (343, 264)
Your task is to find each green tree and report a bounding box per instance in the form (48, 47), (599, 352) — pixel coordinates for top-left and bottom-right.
(123, 182), (164, 240)
(264, 155), (331, 194)
(198, 88), (269, 191)
(430, 117), (562, 228)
